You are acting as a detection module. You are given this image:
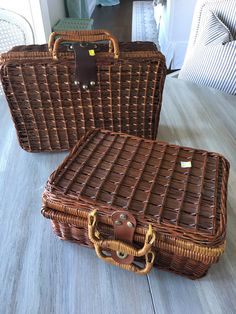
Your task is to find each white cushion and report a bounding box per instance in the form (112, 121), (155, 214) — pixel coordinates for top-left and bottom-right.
(179, 0), (236, 95)
(196, 10), (233, 45)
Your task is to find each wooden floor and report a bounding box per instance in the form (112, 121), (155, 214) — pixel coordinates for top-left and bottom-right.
(92, 0), (132, 41)
(92, 0), (151, 41)
(0, 77), (236, 314)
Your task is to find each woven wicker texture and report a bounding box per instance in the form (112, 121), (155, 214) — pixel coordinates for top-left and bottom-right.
(49, 220), (212, 279)
(0, 31), (166, 152)
(52, 18), (94, 31)
(42, 129), (229, 278)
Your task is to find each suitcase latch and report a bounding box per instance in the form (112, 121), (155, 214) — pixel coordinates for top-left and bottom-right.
(111, 211), (137, 265)
(88, 210), (156, 275)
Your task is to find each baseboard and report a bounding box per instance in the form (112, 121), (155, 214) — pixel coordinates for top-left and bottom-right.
(167, 70), (180, 78)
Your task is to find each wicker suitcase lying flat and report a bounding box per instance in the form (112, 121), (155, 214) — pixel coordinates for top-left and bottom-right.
(42, 129), (229, 279)
(0, 29), (166, 152)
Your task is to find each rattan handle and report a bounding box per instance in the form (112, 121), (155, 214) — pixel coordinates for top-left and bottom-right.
(95, 246), (155, 275)
(49, 30), (120, 60)
(48, 29), (116, 50)
(88, 210), (156, 274)
(88, 210), (156, 256)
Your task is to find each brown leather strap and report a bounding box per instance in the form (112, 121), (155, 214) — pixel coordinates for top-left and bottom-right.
(88, 210), (155, 257)
(72, 43), (97, 89)
(111, 211), (136, 264)
(88, 210), (156, 274)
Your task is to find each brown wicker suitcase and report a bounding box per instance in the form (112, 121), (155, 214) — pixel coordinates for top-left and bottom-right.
(0, 29), (166, 152)
(41, 129), (230, 279)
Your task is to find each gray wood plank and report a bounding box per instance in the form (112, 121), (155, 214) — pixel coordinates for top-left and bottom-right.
(1, 77), (236, 314)
(148, 78), (236, 314)
(0, 95), (154, 314)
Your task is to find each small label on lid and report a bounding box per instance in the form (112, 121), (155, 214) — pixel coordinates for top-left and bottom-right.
(181, 161), (192, 168)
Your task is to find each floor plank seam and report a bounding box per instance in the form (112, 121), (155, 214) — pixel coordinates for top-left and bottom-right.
(147, 274), (157, 314)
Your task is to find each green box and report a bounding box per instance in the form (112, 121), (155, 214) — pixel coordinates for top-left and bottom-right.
(53, 18), (94, 31)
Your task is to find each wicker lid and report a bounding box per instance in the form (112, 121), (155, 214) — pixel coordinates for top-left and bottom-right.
(43, 129), (229, 247)
(0, 42), (164, 63)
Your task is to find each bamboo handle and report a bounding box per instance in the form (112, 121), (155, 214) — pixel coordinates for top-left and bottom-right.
(95, 247), (155, 275)
(48, 29), (119, 60)
(88, 210), (156, 274)
(88, 210), (156, 257)
(48, 29), (115, 50)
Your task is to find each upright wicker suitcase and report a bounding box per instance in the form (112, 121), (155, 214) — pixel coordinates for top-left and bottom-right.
(0, 29), (166, 152)
(42, 129), (230, 279)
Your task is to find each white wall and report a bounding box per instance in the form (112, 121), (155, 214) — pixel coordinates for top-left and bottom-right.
(47, 0), (66, 28)
(35, 0), (66, 42)
(30, 0), (51, 43)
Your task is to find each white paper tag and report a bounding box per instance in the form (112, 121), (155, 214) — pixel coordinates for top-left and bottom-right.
(181, 161), (192, 168)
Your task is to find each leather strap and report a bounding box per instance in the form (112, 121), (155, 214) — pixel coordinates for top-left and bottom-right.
(88, 210), (156, 274)
(72, 43), (97, 89)
(111, 211), (136, 265)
